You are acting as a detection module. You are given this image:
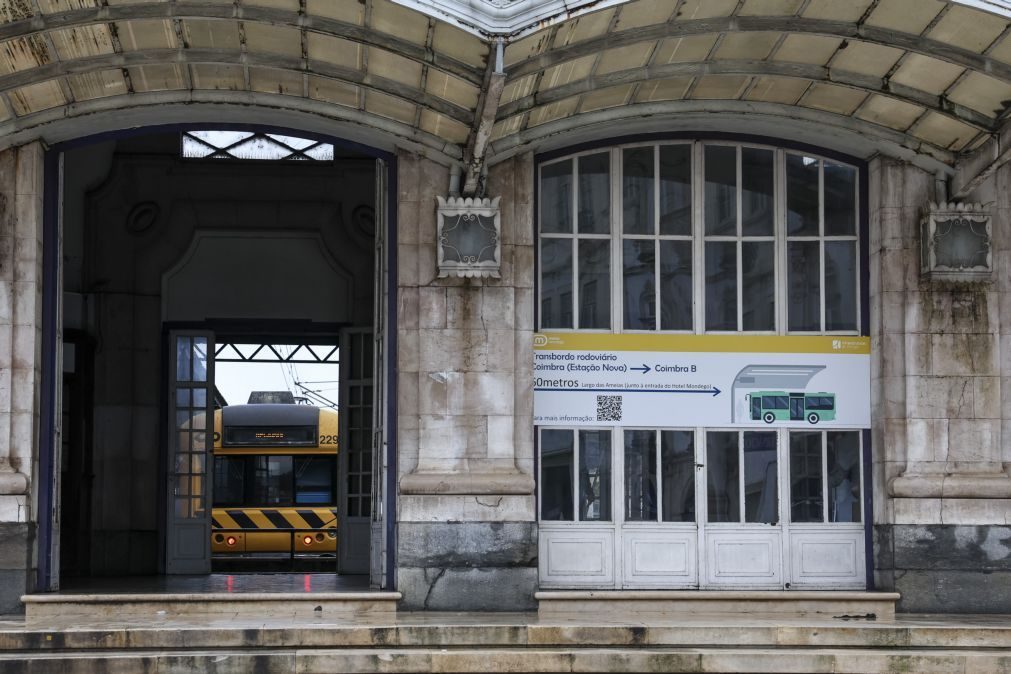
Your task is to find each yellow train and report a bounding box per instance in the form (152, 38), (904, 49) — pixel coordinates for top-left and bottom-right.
(210, 403), (339, 557)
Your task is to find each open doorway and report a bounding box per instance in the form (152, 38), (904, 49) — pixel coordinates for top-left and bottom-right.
(54, 128), (391, 591)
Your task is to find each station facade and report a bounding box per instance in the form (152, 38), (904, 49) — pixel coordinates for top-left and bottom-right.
(1, 0), (1011, 614)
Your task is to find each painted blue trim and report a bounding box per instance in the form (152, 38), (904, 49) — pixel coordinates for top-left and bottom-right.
(863, 428), (875, 591)
(385, 155), (398, 592)
(37, 149), (61, 592)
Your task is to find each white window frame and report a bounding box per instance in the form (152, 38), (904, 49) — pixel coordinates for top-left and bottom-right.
(536, 140), (862, 337)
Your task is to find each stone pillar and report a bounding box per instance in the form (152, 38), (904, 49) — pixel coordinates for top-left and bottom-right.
(872, 156), (1011, 612)
(395, 150), (536, 610)
(0, 142), (44, 612)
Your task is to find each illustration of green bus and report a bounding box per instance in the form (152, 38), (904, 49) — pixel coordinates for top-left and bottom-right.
(746, 391), (836, 424)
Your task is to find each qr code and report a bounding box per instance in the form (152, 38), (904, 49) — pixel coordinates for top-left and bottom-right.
(596, 395), (622, 422)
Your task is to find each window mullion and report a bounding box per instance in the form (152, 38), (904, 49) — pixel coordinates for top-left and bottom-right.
(819, 160), (826, 332)
(654, 145), (661, 331)
(612, 147), (622, 334)
(822, 431), (829, 523)
(694, 141), (705, 335)
(738, 431), (746, 522)
(736, 146), (743, 332)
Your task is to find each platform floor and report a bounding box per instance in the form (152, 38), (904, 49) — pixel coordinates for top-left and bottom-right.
(52, 572), (368, 595)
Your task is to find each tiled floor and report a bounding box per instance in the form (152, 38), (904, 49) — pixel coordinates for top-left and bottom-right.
(53, 572), (369, 595)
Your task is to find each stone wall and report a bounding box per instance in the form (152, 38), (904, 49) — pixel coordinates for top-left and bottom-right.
(395, 151), (537, 610)
(0, 142), (43, 612)
(871, 156), (1011, 612)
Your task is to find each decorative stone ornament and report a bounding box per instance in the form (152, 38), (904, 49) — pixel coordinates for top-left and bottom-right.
(436, 195), (501, 278)
(920, 201), (992, 281)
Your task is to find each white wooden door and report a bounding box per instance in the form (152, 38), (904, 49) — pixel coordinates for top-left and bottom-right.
(537, 426), (866, 589)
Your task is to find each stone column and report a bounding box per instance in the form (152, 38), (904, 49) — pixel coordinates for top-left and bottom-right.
(0, 141), (44, 612)
(872, 156), (1011, 612)
(395, 150), (536, 610)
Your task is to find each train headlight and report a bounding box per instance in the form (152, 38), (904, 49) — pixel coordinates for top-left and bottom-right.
(303, 535), (313, 546)
(226, 536), (237, 546)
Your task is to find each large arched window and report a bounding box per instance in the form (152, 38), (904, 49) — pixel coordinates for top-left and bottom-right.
(537, 140), (861, 335)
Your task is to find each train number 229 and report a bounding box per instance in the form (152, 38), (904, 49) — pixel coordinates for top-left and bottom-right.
(319, 434), (339, 445)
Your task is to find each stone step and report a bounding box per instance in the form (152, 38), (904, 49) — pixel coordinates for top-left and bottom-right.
(536, 590), (901, 620)
(19, 591), (401, 622)
(2, 614), (1010, 651)
(3, 646), (1011, 673)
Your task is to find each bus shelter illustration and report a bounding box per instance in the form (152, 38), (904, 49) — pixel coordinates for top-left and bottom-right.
(731, 365), (835, 425)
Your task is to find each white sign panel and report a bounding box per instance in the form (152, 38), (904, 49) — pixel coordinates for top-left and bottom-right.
(533, 334), (870, 428)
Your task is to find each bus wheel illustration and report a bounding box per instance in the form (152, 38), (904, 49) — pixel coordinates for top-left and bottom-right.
(807, 412), (819, 424)
(763, 412), (775, 424)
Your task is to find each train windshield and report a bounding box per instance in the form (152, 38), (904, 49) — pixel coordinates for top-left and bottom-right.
(213, 455), (336, 507)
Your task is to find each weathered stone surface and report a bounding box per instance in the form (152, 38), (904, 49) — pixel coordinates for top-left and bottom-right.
(398, 566), (538, 611)
(0, 568), (28, 614)
(895, 569), (1011, 613)
(891, 525), (1011, 571)
(397, 521), (537, 568)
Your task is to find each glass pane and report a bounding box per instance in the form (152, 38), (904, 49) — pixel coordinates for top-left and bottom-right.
(661, 430), (695, 522)
(659, 145), (692, 236)
(705, 241), (737, 331)
(741, 148), (774, 236)
(191, 433), (206, 451)
(541, 430), (574, 521)
(825, 241), (857, 331)
(193, 389), (207, 408)
(659, 240), (692, 330)
(744, 432), (778, 524)
(176, 389), (190, 408)
(213, 456), (245, 506)
(541, 160), (573, 234)
(787, 154), (819, 235)
(623, 146), (654, 235)
(624, 429), (657, 522)
(191, 453), (205, 474)
(540, 238), (573, 329)
(295, 456), (335, 505)
(742, 241), (775, 331)
(623, 239), (655, 330)
(252, 455), (294, 506)
(706, 431), (740, 522)
(705, 145), (737, 236)
(174, 453), (190, 474)
(789, 432), (823, 523)
(174, 497), (191, 518)
(579, 239), (611, 330)
(176, 411), (193, 429)
(192, 337), (208, 382)
(788, 241), (821, 331)
(579, 430), (612, 521)
(578, 153), (610, 234)
(827, 431), (861, 522)
(824, 163), (856, 236)
(176, 337), (191, 382)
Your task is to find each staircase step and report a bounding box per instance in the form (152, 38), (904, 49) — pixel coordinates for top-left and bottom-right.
(20, 591), (401, 622)
(536, 591), (900, 620)
(3, 646), (1011, 673)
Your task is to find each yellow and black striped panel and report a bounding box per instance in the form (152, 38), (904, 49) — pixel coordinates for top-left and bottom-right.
(211, 507), (337, 553)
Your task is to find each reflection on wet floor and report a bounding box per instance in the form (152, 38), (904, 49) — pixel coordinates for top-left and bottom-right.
(54, 573), (368, 594)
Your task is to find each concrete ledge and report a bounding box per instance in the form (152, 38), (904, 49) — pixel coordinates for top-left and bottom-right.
(400, 471), (535, 495)
(536, 591), (900, 621)
(21, 592), (401, 621)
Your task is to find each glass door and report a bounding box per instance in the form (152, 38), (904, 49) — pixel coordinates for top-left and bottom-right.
(701, 430), (783, 588)
(620, 429), (699, 588)
(165, 331), (214, 574)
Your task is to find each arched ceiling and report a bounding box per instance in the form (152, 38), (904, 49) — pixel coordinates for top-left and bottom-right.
(488, 0), (1011, 169)
(0, 0), (1008, 171)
